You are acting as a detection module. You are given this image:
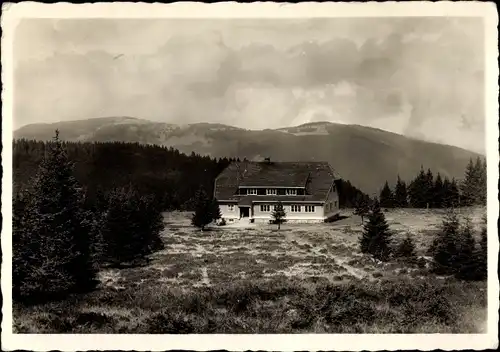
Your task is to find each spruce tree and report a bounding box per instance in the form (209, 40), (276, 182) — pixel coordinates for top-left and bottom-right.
(442, 177), (451, 208)
(449, 178), (460, 208)
(424, 168), (434, 208)
(394, 175), (408, 208)
(379, 181), (394, 209)
(408, 166), (426, 208)
(430, 209), (461, 274)
(12, 130), (98, 303)
(191, 188), (216, 231)
(476, 215), (487, 280)
(271, 201), (286, 230)
(360, 200), (392, 261)
(354, 194), (370, 224)
(460, 158), (479, 206)
(455, 217), (477, 280)
(475, 157), (487, 205)
(100, 186), (165, 266)
(433, 173), (444, 208)
(395, 233), (417, 260)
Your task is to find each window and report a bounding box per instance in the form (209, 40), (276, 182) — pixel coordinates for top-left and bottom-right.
(334, 201), (337, 208)
(266, 188), (277, 195)
(286, 189), (297, 196)
(228, 204), (235, 211)
(247, 188), (257, 195)
(291, 205), (301, 212)
(305, 205), (315, 212)
(260, 204), (271, 212)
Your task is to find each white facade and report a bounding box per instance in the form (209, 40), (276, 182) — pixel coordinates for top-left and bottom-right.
(219, 184), (340, 224)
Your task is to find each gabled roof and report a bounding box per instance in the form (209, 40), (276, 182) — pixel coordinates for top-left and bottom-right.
(214, 161), (341, 202)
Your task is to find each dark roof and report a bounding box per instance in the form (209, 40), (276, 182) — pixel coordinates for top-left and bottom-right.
(214, 161), (341, 202)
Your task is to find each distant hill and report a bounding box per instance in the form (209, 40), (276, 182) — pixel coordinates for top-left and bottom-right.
(14, 117), (482, 194)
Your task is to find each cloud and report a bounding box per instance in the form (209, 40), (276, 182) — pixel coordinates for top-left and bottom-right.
(13, 17), (485, 153)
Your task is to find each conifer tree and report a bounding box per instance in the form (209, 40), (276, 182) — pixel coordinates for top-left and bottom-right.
(271, 201), (286, 230)
(354, 194), (370, 224)
(360, 199), (392, 261)
(475, 157), (487, 205)
(101, 186), (165, 266)
(455, 217), (477, 280)
(192, 188), (217, 231)
(211, 199), (222, 223)
(408, 166), (427, 208)
(449, 178), (460, 207)
(461, 158), (479, 206)
(433, 173), (444, 208)
(424, 168), (434, 208)
(12, 130), (98, 303)
(441, 177), (451, 208)
(430, 209), (461, 274)
(395, 233), (417, 259)
(476, 215), (487, 280)
(379, 181), (394, 209)
(394, 175), (408, 208)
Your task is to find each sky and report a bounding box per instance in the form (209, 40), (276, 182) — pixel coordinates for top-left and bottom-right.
(13, 17), (485, 153)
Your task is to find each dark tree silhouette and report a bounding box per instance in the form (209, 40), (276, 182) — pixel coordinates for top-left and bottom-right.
(379, 181), (395, 209)
(394, 175), (408, 208)
(360, 200), (392, 261)
(12, 131), (98, 303)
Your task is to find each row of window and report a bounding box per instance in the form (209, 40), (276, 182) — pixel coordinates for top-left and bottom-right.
(228, 204), (321, 212)
(246, 188), (298, 195)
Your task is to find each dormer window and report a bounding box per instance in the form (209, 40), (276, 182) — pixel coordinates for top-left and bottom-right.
(247, 188), (257, 195)
(266, 189), (277, 195)
(286, 189), (297, 196)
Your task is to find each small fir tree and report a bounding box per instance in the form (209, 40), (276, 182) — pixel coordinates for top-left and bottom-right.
(430, 209), (461, 274)
(379, 181), (395, 209)
(271, 201), (286, 230)
(101, 186), (165, 266)
(424, 168), (434, 208)
(211, 199), (222, 223)
(475, 157), (487, 205)
(476, 215), (487, 280)
(408, 166), (427, 208)
(461, 158), (480, 206)
(395, 233), (417, 259)
(360, 199), (392, 261)
(191, 188), (218, 231)
(354, 194), (370, 224)
(432, 173), (445, 208)
(12, 130), (98, 303)
(454, 216), (477, 280)
(394, 175), (408, 208)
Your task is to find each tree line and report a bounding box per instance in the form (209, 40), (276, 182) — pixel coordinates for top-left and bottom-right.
(359, 199), (487, 282)
(377, 157), (486, 209)
(14, 138), (368, 211)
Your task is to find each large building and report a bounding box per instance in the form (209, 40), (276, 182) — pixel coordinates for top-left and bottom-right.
(214, 159), (341, 223)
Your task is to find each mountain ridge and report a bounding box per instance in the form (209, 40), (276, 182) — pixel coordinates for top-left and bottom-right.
(14, 116), (482, 194)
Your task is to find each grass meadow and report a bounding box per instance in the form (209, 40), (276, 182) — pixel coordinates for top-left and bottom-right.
(13, 207), (488, 333)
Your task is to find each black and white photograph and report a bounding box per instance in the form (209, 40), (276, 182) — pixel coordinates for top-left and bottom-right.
(1, 2), (498, 351)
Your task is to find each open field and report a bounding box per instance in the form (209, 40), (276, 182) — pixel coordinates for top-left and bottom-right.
(14, 207), (487, 333)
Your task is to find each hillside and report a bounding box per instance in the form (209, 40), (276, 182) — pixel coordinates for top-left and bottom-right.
(14, 117), (482, 194)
